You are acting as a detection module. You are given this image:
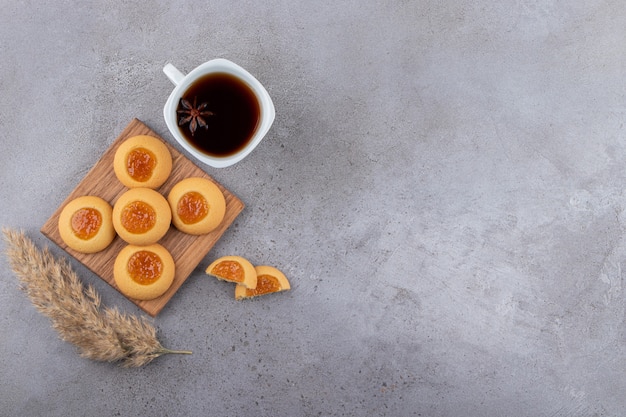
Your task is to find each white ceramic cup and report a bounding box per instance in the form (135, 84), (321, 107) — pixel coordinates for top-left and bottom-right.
(163, 59), (275, 168)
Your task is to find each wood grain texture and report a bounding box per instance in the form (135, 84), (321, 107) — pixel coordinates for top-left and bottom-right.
(40, 118), (244, 316)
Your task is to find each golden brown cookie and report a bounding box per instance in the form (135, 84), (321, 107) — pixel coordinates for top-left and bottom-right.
(167, 177), (226, 235)
(112, 188), (171, 245)
(113, 135), (172, 189)
(235, 265), (291, 300)
(114, 244), (175, 300)
(58, 196), (116, 253)
(206, 255), (257, 289)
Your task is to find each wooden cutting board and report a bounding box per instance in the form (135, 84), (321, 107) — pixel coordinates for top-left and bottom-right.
(41, 118), (244, 316)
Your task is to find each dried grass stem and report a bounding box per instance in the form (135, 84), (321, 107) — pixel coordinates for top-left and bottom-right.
(2, 227), (191, 367)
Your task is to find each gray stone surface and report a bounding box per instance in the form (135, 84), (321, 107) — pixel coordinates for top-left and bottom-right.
(1, 1), (625, 416)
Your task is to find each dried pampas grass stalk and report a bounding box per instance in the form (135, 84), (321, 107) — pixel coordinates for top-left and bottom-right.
(2, 228), (191, 367)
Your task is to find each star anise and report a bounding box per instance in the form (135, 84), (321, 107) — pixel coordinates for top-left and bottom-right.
(177, 97), (214, 136)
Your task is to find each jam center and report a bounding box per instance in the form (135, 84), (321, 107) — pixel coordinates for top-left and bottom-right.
(211, 261), (244, 282)
(71, 208), (102, 240)
(120, 201), (156, 234)
(177, 191), (209, 225)
(248, 274), (281, 295)
(126, 147), (156, 182)
(127, 250), (163, 285)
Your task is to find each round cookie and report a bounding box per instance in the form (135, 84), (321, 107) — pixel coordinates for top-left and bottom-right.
(58, 196), (116, 253)
(112, 187), (171, 245)
(113, 135), (172, 189)
(167, 177), (226, 235)
(114, 244), (175, 300)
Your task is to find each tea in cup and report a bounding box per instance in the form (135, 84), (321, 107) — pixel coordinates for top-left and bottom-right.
(163, 59), (275, 168)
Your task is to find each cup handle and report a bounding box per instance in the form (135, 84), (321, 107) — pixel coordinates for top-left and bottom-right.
(163, 63), (185, 86)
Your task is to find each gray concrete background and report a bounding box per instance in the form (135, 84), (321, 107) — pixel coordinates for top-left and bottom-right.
(1, 1), (625, 416)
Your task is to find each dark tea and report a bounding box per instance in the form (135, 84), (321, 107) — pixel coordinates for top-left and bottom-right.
(176, 72), (260, 157)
